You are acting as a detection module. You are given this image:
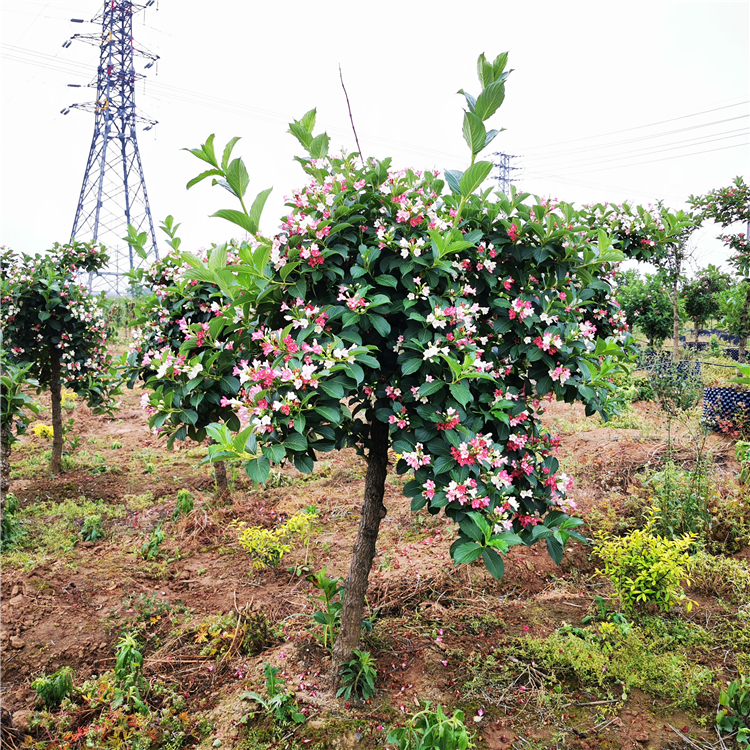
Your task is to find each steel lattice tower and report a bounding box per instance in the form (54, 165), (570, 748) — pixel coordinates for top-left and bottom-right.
(491, 152), (519, 195)
(62, 1), (160, 294)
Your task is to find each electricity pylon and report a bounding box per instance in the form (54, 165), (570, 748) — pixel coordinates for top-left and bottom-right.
(491, 152), (519, 195)
(62, 1), (160, 294)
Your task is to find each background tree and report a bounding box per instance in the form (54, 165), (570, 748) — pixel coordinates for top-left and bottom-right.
(580, 202), (700, 357)
(615, 270), (674, 348)
(124, 217), (253, 498)
(690, 176), (750, 360)
(0, 243), (119, 474)
(683, 264), (730, 343)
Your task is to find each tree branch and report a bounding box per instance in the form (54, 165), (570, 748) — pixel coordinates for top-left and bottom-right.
(339, 65), (364, 165)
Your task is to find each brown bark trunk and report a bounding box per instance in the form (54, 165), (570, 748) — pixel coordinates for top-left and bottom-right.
(332, 419), (389, 671)
(694, 321), (699, 346)
(1, 435), (10, 508)
(740, 280), (750, 364)
(672, 287), (680, 360)
(214, 459), (229, 502)
(49, 345), (63, 475)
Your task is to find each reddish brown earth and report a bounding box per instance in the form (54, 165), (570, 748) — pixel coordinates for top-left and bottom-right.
(1, 380), (746, 749)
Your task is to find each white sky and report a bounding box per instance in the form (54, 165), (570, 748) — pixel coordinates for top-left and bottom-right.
(1, 0), (749, 277)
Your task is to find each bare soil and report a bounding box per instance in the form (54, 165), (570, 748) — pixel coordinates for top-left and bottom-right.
(1, 379), (747, 750)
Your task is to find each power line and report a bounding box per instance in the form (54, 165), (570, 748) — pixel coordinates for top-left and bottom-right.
(521, 127), (749, 178)
(517, 99), (750, 152)
(525, 141), (749, 181)
(521, 115), (750, 163)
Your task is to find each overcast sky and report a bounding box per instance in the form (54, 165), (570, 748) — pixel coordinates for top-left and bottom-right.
(1, 0), (748, 277)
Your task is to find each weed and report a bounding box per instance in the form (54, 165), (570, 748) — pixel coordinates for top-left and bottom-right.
(113, 632), (147, 713)
(307, 568), (344, 652)
(241, 662), (305, 725)
(60, 389), (78, 409)
(690, 551), (750, 603)
(717, 675), (750, 746)
(337, 650), (377, 701)
(80, 514), (105, 542)
(1, 493), (23, 550)
(110, 440), (122, 449)
(141, 524), (165, 560)
(518, 624), (714, 710)
(192, 610), (277, 658)
(172, 488), (194, 521)
(387, 701), (475, 750)
(31, 666), (74, 708)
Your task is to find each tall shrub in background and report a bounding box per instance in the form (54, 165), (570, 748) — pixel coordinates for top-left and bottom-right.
(123, 217), (252, 497)
(683, 264), (731, 343)
(690, 176), (750, 361)
(615, 270), (674, 349)
(130, 53), (691, 669)
(0, 243), (119, 474)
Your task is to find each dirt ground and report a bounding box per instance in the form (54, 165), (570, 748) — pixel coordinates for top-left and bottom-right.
(1, 380), (747, 750)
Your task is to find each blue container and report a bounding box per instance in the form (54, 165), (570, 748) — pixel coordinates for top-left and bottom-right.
(703, 387), (750, 431)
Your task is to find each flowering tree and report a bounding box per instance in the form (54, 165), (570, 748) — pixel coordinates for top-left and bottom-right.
(683, 264), (730, 343)
(124, 217), (249, 497)
(580, 202), (700, 357)
(690, 177), (750, 361)
(0, 243), (119, 474)
(134, 53), (695, 670)
(615, 270), (675, 348)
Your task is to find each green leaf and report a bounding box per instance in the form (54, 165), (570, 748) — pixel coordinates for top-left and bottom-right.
(294, 453), (315, 473)
(246, 456), (271, 484)
(460, 161), (493, 196)
(316, 405), (340, 423)
(410, 495), (427, 511)
(449, 382), (472, 407)
(401, 358), (423, 376)
(368, 313), (391, 337)
(319, 381), (345, 399)
(183, 134), (218, 167)
(546, 536), (564, 565)
(186, 168), (224, 190)
(284, 432), (308, 452)
(225, 157), (249, 200)
(444, 170), (463, 196)
(482, 548), (506, 580)
(474, 80), (506, 121)
(309, 133), (330, 159)
(210, 209), (253, 233)
(419, 380), (444, 397)
(221, 136), (241, 170)
(374, 274), (398, 288)
(462, 111), (486, 155)
(453, 542), (483, 565)
(262, 443), (286, 464)
(247, 187), (273, 235)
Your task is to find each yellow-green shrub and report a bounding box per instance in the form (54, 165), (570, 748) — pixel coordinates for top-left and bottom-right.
(238, 509), (316, 570)
(31, 423), (54, 439)
(595, 514), (695, 613)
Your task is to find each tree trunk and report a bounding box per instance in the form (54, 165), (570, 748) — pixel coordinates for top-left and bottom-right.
(214, 459), (229, 502)
(694, 320), (700, 346)
(672, 290), (680, 360)
(49, 345), (63, 475)
(1, 434), (10, 508)
(332, 419), (389, 672)
(740, 279), (750, 364)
